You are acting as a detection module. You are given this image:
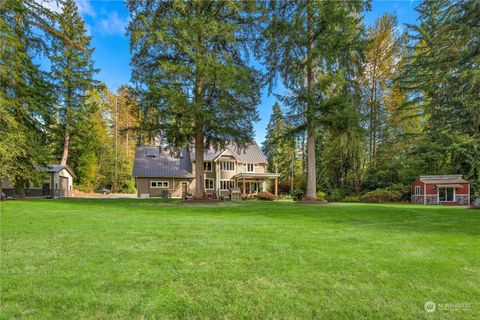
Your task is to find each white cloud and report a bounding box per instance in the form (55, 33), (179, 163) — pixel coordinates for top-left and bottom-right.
(38, 0), (62, 13)
(75, 0), (96, 17)
(98, 11), (128, 36)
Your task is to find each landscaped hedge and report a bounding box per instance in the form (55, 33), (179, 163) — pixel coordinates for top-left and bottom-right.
(360, 188), (403, 203)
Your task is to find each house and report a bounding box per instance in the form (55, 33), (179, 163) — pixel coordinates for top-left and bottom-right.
(411, 175), (470, 205)
(1, 164), (75, 198)
(132, 142), (280, 198)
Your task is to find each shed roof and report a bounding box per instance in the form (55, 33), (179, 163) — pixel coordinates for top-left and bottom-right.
(419, 175), (469, 184)
(34, 164), (76, 178)
(132, 146), (194, 178)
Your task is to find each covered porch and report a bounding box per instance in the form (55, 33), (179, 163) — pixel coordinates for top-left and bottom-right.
(233, 173), (281, 197)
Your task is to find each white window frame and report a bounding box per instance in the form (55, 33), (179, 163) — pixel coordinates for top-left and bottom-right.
(220, 161), (235, 172)
(246, 163), (255, 173)
(220, 180), (235, 191)
(205, 178), (214, 190)
(204, 161), (212, 172)
(438, 187), (455, 202)
(415, 186), (421, 195)
(151, 181), (169, 189)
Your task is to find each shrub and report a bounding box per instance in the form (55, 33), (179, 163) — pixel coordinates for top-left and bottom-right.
(326, 189), (343, 202)
(360, 188), (403, 203)
(385, 184), (410, 200)
(316, 191), (326, 201)
(343, 195), (360, 203)
(258, 192), (276, 201)
(290, 189), (304, 201)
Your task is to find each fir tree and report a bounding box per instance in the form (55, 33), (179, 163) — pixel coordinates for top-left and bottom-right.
(258, 0), (369, 200)
(50, 0), (98, 166)
(128, 0), (261, 198)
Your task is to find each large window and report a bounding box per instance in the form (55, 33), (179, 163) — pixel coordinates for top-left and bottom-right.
(415, 186), (421, 195)
(246, 163), (254, 173)
(220, 161), (235, 171)
(439, 187), (454, 202)
(205, 178), (214, 190)
(220, 180), (235, 190)
(151, 181), (169, 188)
(204, 161), (212, 172)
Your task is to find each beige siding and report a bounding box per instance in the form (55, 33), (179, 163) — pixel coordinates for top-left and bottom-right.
(136, 178), (193, 198)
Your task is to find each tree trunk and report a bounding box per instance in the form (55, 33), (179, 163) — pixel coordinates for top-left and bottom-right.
(61, 83), (72, 165)
(193, 2), (205, 200)
(304, 1), (317, 201)
(60, 125), (69, 165)
(194, 126), (205, 199)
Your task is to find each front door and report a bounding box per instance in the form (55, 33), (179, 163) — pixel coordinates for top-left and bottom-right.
(181, 182), (188, 199)
(59, 177), (68, 197)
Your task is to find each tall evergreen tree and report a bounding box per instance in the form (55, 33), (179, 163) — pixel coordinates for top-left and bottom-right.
(0, 0), (56, 196)
(262, 102), (296, 187)
(258, 0), (369, 200)
(402, 0), (480, 195)
(128, 0), (261, 199)
(50, 0), (98, 166)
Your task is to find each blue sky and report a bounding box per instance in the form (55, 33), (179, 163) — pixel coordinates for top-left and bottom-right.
(72, 0), (419, 143)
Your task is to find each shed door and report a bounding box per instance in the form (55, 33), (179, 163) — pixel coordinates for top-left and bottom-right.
(59, 176), (68, 197)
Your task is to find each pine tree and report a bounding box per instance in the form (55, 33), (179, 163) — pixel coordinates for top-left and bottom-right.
(128, 0), (261, 199)
(258, 0), (369, 200)
(50, 0), (98, 166)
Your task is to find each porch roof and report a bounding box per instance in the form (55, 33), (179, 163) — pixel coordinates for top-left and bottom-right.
(435, 184), (464, 188)
(233, 173), (280, 180)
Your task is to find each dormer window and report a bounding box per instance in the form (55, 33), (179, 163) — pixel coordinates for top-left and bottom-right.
(146, 150), (156, 157)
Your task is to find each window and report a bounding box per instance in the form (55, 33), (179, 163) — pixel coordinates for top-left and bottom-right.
(146, 149), (156, 157)
(151, 181), (169, 188)
(205, 178), (214, 190)
(246, 163), (254, 173)
(439, 187), (454, 202)
(415, 186), (421, 195)
(220, 180), (235, 190)
(220, 161), (235, 171)
(204, 161), (212, 171)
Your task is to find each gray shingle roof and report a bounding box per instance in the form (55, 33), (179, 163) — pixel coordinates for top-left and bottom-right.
(419, 175), (469, 184)
(191, 142), (267, 163)
(133, 146), (194, 178)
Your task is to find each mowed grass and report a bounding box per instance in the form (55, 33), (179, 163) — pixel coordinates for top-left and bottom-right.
(1, 199), (479, 319)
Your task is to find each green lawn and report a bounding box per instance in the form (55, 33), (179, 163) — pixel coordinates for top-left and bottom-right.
(1, 199), (479, 319)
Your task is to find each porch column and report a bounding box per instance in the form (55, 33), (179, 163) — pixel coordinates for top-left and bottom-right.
(262, 180), (267, 192)
(243, 179), (246, 196)
(274, 178), (278, 197)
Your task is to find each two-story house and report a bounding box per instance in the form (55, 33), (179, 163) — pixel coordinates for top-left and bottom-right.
(132, 142), (280, 198)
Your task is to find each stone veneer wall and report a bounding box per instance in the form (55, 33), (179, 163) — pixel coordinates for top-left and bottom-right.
(455, 194), (470, 205)
(411, 195), (424, 204)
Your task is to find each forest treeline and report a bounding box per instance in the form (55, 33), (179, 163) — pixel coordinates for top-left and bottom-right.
(1, 0), (145, 194)
(1, 0), (479, 200)
(262, 1), (479, 200)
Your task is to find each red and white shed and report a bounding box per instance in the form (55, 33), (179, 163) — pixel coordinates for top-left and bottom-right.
(411, 175), (470, 205)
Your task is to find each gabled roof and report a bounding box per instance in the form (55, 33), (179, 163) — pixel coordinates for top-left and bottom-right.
(191, 142), (267, 163)
(419, 175), (469, 184)
(34, 164), (76, 178)
(133, 146), (193, 178)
